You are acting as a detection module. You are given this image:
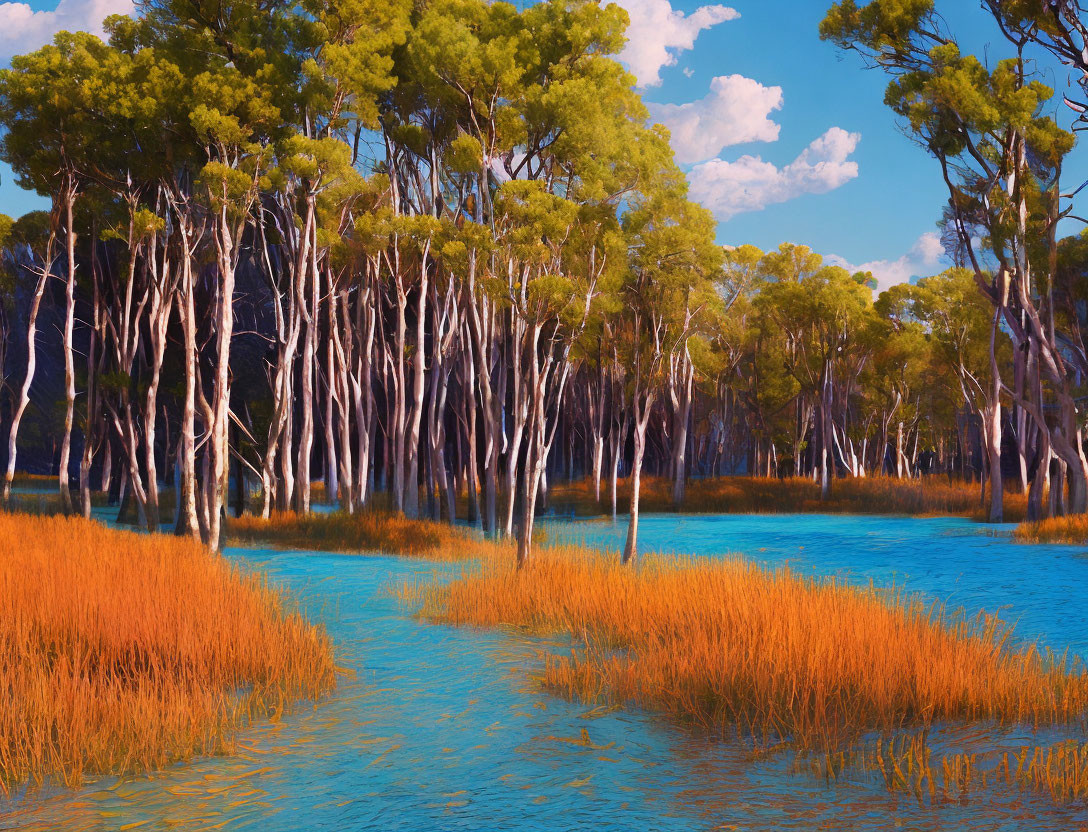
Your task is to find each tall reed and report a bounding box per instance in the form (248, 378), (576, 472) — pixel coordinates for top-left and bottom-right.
(421, 551), (1088, 753)
(0, 513), (336, 790)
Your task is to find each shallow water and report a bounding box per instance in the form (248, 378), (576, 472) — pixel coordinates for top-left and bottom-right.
(551, 513), (1088, 659)
(5, 514), (1088, 831)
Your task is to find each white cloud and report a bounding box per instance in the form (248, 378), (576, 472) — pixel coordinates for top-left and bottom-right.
(614, 0), (738, 87)
(649, 74), (782, 164)
(688, 127), (861, 221)
(828, 232), (945, 293)
(0, 0), (132, 62)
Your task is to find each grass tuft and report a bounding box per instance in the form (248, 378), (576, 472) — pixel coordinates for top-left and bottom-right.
(0, 512), (336, 791)
(227, 510), (511, 560)
(1014, 514), (1088, 545)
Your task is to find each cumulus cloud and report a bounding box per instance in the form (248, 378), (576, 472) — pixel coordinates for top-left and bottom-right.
(827, 232), (946, 293)
(0, 0), (133, 63)
(614, 0), (738, 87)
(688, 127), (861, 221)
(649, 74), (782, 164)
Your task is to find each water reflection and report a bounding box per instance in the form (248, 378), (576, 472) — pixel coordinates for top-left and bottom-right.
(4, 515), (1088, 830)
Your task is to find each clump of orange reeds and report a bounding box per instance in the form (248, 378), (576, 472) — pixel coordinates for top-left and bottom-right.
(548, 475), (1029, 522)
(420, 551), (1088, 753)
(1014, 514), (1088, 545)
(228, 509), (510, 561)
(0, 512), (336, 790)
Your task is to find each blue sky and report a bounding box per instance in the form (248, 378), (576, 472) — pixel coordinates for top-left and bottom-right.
(0, 0), (1083, 289)
(619, 0), (1088, 287)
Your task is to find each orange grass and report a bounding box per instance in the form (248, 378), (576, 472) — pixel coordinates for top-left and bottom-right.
(227, 509), (511, 561)
(420, 551), (1088, 753)
(1014, 514), (1088, 544)
(0, 512), (336, 790)
(548, 475), (1028, 522)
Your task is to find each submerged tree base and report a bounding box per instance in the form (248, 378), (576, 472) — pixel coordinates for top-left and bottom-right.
(0, 513), (336, 791)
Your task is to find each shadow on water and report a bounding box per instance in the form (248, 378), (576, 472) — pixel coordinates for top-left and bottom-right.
(4, 513), (1088, 830)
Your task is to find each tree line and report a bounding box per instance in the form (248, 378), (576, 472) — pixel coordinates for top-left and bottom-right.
(0, 0), (1085, 562)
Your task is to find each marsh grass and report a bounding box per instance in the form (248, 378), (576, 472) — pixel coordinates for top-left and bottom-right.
(1014, 514), (1088, 545)
(419, 550), (1088, 762)
(0, 512), (336, 791)
(227, 509), (512, 561)
(548, 475), (1029, 522)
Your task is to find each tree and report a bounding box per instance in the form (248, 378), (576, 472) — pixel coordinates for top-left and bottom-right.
(0, 33), (112, 510)
(822, 0), (1081, 519)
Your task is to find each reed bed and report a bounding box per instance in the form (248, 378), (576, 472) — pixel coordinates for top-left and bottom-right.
(420, 551), (1088, 754)
(1014, 514), (1088, 545)
(548, 475), (1029, 522)
(227, 509), (510, 561)
(0, 513), (336, 790)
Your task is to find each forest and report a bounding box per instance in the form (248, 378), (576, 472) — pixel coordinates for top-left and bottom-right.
(7, 0), (1088, 824)
(0, 0), (1086, 568)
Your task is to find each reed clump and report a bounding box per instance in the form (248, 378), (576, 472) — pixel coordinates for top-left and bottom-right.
(1014, 514), (1088, 545)
(227, 509), (510, 561)
(0, 512), (336, 790)
(421, 551), (1088, 753)
(548, 475), (1028, 522)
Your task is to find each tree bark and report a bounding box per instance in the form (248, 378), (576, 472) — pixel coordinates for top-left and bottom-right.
(58, 185), (78, 514)
(622, 390), (654, 565)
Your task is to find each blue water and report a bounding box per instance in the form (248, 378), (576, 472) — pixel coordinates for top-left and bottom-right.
(549, 514), (1088, 659)
(4, 514), (1088, 831)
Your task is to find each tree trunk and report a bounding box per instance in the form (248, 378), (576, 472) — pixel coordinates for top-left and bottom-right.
(622, 392), (653, 565)
(58, 187), (78, 514)
(461, 340), (480, 526)
(203, 198), (240, 549)
(3, 241), (52, 503)
(80, 259), (102, 519)
(403, 244), (430, 518)
(323, 294), (340, 507)
(985, 307), (1004, 523)
(332, 288), (355, 513)
(174, 209), (200, 540)
(670, 351), (694, 507)
(294, 206), (318, 514)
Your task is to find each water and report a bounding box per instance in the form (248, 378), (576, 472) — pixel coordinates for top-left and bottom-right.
(550, 514), (1088, 659)
(4, 514), (1088, 831)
